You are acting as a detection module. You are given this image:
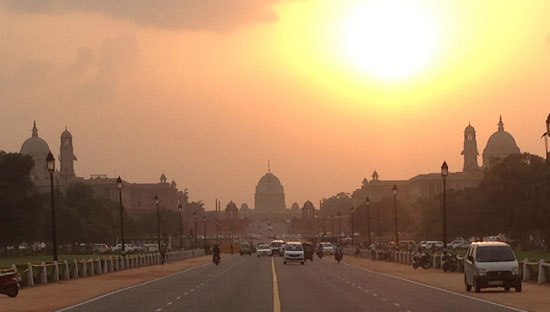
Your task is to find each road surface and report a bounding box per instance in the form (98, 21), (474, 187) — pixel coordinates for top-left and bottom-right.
(58, 254), (525, 312)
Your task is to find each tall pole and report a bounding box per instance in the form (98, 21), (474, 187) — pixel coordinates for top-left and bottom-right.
(392, 184), (399, 246)
(441, 161), (449, 249)
(337, 211), (341, 245)
(203, 216), (207, 253)
(117, 177), (125, 255)
(323, 216), (326, 238)
(155, 195), (161, 252)
(178, 203), (183, 250)
(546, 114), (550, 162)
(350, 207), (355, 247)
(366, 197), (371, 247)
(331, 215), (334, 242)
(193, 212), (197, 249)
(46, 152), (57, 262)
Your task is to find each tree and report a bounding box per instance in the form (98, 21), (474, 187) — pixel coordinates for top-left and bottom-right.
(0, 152), (43, 253)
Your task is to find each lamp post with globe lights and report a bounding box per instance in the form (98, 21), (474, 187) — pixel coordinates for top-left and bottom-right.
(193, 212), (198, 249)
(154, 195), (161, 252)
(350, 206), (355, 247)
(366, 197), (371, 247)
(116, 176), (125, 255)
(441, 161), (449, 249)
(46, 151), (58, 261)
(392, 184), (399, 246)
(545, 114), (550, 162)
(203, 216), (207, 253)
(178, 203), (183, 250)
(337, 211), (342, 245)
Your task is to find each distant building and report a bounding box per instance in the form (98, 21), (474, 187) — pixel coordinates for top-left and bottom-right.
(254, 165), (286, 212)
(20, 121), (51, 182)
(482, 116), (521, 168)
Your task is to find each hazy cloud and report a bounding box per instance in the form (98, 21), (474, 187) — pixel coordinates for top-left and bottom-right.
(0, 0), (292, 31)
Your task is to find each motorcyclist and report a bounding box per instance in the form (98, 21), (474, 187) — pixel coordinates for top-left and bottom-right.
(212, 244), (221, 262)
(335, 245), (343, 261)
(316, 244), (324, 258)
(414, 246), (426, 261)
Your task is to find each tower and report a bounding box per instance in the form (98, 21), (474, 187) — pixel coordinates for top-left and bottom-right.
(461, 123), (480, 173)
(59, 127), (77, 180)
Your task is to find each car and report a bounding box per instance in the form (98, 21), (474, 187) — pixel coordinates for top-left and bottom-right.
(464, 242), (521, 293)
(92, 243), (110, 253)
(257, 244), (272, 257)
(270, 240), (284, 256)
(240, 242), (252, 255)
(283, 242), (304, 265)
(111, 244), (134, 252)
(320, 242), (334, 255)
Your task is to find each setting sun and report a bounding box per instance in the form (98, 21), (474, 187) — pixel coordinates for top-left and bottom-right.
(341, 0), (437, 79)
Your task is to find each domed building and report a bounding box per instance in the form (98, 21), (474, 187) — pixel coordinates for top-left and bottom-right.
(254, 166), (286, 212)
(20, 121), (51, 181)
(482, 116), (520, 168)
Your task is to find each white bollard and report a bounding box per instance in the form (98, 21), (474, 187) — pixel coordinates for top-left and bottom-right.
(109, 258), (114, 272)
(26, 263), (34, 287)
(89, 259), (95, 276)
(538, 260), (546, 284)
(522, 259), (530, 281)
(96, 259), (102, 275)
(103, 258), (108, 273)
(52, 261), (59, 282)
(63, 260), (70, 280)
(39, 262), (47, 284)
(72, 259), (79, 279)
(80, 260), (87, 277)
(115, 257), (120, 271)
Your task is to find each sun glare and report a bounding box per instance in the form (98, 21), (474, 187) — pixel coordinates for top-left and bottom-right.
(341, 0), (437, 79)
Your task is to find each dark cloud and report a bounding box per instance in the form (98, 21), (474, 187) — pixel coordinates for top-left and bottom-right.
(0, 0), (292, 31)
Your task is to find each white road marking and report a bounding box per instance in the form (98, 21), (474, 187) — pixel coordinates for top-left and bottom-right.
(393, 303), (400, 307)
(351, 283), (356, 286)
(167, 302), (172, 306)
(176, 297), (181, 300)
(155, 309), (162, 312)
(184, 293), (188, 296)
(343, 263), (528, 312)
(357, 286), (362, 289)
(190, 289), (195, 292)
(56, 262), (211, 312)
(382, 298), (387, 301)
(373, 294), (378, 297)
(364, 289), (369, 293)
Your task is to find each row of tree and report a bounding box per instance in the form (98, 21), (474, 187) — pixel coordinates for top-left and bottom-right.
(0, 152), (202, 254)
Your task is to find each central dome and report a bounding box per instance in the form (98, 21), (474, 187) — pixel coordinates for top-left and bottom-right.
(255, 169), (286, 212)
(482, 116), (520, 168)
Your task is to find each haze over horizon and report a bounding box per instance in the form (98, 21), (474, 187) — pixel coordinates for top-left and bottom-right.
(1, 0), (549, 210)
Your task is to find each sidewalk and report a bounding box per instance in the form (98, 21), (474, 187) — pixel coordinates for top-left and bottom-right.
(344, 256), (550, 312)
(0, 256), (211, 312)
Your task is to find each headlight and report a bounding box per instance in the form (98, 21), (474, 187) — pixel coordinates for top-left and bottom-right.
(512, 267), (519, 275)
(477, 269), (487, 276)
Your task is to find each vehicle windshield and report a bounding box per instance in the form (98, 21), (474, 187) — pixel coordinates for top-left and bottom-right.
(476, 246), (516, 262)
(285, 244), (303, 251)
(270, 242), (282, 247)
(258, 244), (269, 249)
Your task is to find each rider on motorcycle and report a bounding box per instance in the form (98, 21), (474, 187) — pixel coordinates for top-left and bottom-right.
(414, 246), (426, 261)
(212, 244), (221, 262)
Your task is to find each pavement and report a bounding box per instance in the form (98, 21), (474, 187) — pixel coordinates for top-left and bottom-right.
(2, 253), (548, 312)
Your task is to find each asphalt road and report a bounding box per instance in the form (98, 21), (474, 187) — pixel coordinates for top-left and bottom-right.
(58, 254), (526, 312)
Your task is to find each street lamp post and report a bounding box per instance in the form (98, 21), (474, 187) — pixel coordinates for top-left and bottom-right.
(350, 207), (355, 247)
(116, 177), (125, 256)
(392, 184), (399, 246)
(323, 217), (327, 238)
(330, 214), (334, 242)
(46, 152), (58, 262)
(546, 113), (550, 162)
(337, 211), (341, 245)
(178, 203), (183, 250)
(203, 216), (207, 253)
(441, 161), (449, 249)
(366, 197), (371, 247)
(315, 215), (319, 239)
(216, 220), (220, 245)
(193, 212), (197, 249)
(154, 195), (161, 252)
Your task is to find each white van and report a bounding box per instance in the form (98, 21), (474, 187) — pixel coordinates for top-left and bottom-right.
(464, 242), (521, 293)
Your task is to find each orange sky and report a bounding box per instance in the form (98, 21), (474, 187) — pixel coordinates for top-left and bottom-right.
(1, 0), (549, 209)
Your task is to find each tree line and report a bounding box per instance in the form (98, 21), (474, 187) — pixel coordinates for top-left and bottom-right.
(0, 151), (199, 254)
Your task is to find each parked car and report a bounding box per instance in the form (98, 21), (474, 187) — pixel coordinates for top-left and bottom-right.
(464, 242), (521, 293)
(92, 243), (110, 253)
(257, 244), (272, 257)
(111, 244), (134, 252)
(283, 242), (304, 265)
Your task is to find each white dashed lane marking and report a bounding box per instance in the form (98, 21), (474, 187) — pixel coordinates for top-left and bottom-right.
(393, 303), (400, 307)
(155, 309), (162, 312)
(167, 302), (172, 306)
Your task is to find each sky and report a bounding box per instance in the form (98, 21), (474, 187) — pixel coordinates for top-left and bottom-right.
(1, 0), (549, 210)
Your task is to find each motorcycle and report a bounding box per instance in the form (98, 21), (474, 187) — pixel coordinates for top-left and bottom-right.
(441, 253), (458, 272)
(316, 249), (324, 259)
(213, 254), (220, 266)
(335, 250), (343, 263)
(412, 254), (432, 270)
(0, 271), (19, 298)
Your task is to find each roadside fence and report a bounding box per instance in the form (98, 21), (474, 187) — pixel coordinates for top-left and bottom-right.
(343, 247), (549, 285)
(1, 249), (205, 288)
